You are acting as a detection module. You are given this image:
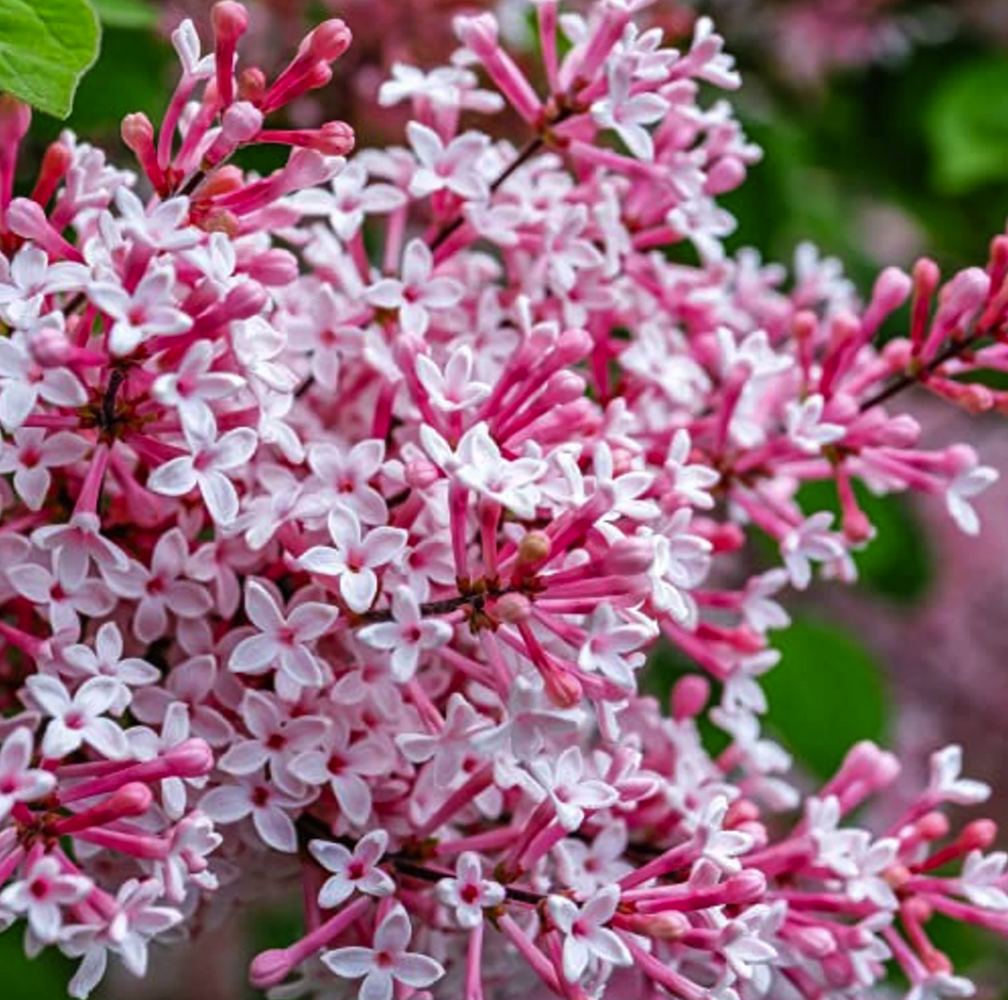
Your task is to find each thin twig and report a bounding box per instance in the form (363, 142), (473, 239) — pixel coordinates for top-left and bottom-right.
(859, 332), (985, 412)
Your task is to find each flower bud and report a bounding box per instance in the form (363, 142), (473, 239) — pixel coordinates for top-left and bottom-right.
(543, 668), (582, 709)
(495, 592), (531, 623)
(307, 19), (352, 62)
(671, 674), (709, 720)
(168, 738), (216, 778)
(249, 949), (293, 989)
(603, 537), (655, 575)
(517, 530), (551, 566)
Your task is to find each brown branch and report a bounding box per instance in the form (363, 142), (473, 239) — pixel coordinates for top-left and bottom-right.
(296, 814), (545, 906)
(858, 331), (985, 412)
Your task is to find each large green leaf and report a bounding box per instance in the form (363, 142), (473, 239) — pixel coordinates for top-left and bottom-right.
(926, 57), (1008, 194)
(764, 617), (890, 779)
(0, 0), (101, 118)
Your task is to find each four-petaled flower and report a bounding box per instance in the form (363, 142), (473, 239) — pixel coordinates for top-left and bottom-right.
(546, 886), (632, 983)
(322, 903), (445, 1000)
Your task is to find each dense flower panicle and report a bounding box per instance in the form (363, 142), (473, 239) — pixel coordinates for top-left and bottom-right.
(0, 3), (1006, 999)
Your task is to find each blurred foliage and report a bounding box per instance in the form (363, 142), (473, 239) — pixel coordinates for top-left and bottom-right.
(0, 0), (100, 118)
(764, 616), (890, 780)
(91, 0), (157, 30)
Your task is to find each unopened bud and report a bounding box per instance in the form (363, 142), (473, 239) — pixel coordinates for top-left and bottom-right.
(168, 738), (215, 778)
(603, 537), (654, 575)
(495, 592), (531, 624)
(671, 674), (709, 720)
(249, 949), (293, 990)
(221, 101), (263, 144)
(308, 19), (352, 62)
(517, 530), (551, 566)
(543, 668), (582, 709)
(212, 1), (249, 41)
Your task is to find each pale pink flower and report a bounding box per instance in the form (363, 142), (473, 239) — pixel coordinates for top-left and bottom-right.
(147, 408), (258, 525)
(309, 829), (394, 908)
(546, 886), (632, 982)
(321, 904), (445, 1000)
(228, 579), (339, 689)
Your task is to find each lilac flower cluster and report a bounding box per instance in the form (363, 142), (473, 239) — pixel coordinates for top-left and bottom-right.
(0, 3), (1005, 999)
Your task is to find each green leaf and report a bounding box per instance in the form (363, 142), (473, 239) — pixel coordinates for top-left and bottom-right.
(926, 57), (1008, 194)
(0, 929), (73, 999)
(91, 0), (156, 29)
(764, 617), (890, 779)
(0, 0), (101, 118)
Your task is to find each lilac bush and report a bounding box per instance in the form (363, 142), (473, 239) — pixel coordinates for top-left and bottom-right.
(0, 3), (1006, 999)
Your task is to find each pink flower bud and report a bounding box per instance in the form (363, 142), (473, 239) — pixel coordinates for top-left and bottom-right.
(671, 675), (709, 720)
(244, 249), (299, 286)
(622, 911), (690, 940)
(405, 459), (441, 490)
(212, 1), (248, 42)
(495, 592), (531, 623)
(221, 101), (264, 144)
(121, 113), (155, 153)
(704, 156), (746, 196)
(167, 738), (216, 778)
(917, 811), (950, 842)
(238, 67), (267, 103)
(721, 869), (766, 904)
(223, 281), (269, 320)
(249, 949), (293, 989)
(603, 537), (655, 575)
(789, 925), (836, 959)
(5, 197), (51, 241)
(315, 121), (355, 156)
(961, 818), (998, 852)
(307, 19), (352, 62)
(0, 94), (31, 144)
(543, 668), (582, 709)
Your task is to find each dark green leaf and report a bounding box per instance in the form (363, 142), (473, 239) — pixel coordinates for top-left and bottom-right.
(764, 617), (890, 779)
(0, 0), (101, 118)
(91, 0), (156, 29)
